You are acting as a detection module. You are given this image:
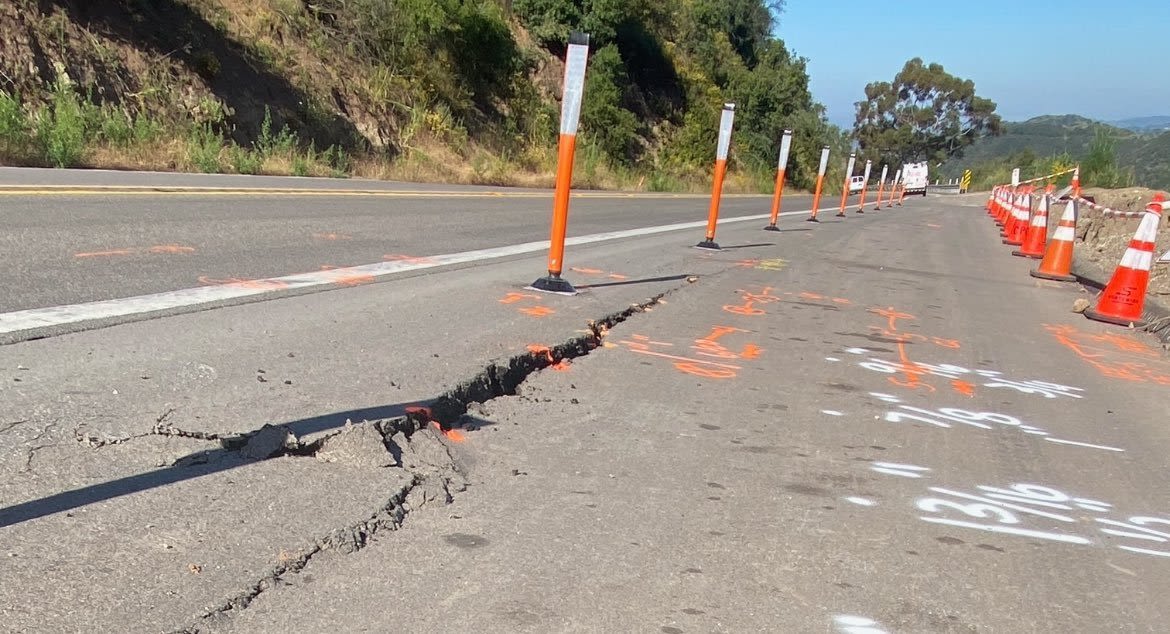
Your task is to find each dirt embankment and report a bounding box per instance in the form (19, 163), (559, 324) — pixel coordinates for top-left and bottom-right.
(1076, 187), (1170, 297)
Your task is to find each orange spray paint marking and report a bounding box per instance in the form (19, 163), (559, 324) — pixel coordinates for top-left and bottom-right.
(868, 307), (934, 392)
(384, 254), (437, 265)
(607, 273), (629, 280)
(1044, 324), (1170, 384)
(570, 267), (605, 275)
(405, 405), (433, 418)
(526, 344), (556, 363)
(951, 379), (976, 397)
(313, 232), (352, 241)
(673, 362), (738, 379)
(800, 291), (825, 301)
(197, 276), (289, 290)
(832, 297), (852, 305)
(320, 266), (375, 286)
(551, 360), (572, 371)
(739, 344), (763, 360)
(429, 421), (467, 443)
(724, 287), (779, 316)
(519, 306), (555, 318)
(74, 249), (133, 258)
(499, 292), (540, 304)
(735, 259), (760, 268)
(148, 244), (197, 254)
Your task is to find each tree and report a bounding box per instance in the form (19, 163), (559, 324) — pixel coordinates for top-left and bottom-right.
(853, 58), (1002, 167)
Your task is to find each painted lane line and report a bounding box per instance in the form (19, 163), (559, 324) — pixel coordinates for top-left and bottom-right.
(0, 209), (816, 336)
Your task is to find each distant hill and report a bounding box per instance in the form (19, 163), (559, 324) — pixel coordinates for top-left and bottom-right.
(941, 114), (1170, 189)
(1110, 116), (1170, 133)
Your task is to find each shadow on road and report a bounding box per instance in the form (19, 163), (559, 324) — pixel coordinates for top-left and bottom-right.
(0, 404), (491, 528)
(579, 273), (692, 290)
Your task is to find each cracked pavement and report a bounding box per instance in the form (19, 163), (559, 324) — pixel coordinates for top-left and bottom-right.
(3, 185), (1170, 633)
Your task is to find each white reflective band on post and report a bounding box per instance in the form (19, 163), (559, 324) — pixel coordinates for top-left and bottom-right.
(716, 104), (735, 160)
(893, 169), (902, 184)
(777, 130), (793, 170)
(559, 42), (590, 135)
(862, 160), (872, 181)
(845, 154), (856, 178)
(879, 165), (888, 182)
(1011, 168), (1020, 187)
(817, 147), (831, 176)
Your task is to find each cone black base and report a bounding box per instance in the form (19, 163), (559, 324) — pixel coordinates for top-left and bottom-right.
(1030, 269), (1076, 283)
(1002, 238), (1022, 245)
(1011, 250), (1044, 259)
(528, 274), (578, 296)
(1085, 307), (1147, 328)
(694, 240), (721, 250)
(763, 224), (781, 232)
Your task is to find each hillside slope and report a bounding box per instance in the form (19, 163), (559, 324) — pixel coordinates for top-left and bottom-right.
(941, 114), (1169, 189)
(0, 0), (846, 191)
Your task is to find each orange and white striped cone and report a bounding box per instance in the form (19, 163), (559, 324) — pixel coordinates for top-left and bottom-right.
(1012, 189), (1050, 258)
(1002, 188), (1031, 245)
(1084, 193), (1165, 327)
(1031, 198), (1078, 282)
(1000, 190), (1020, 238)
(986, 186), (998, 218)
(992, 187), (1007, 223)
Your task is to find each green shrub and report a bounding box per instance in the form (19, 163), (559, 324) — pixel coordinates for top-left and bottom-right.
(187, 124), (223, 173)
(229, 143), (263, 174)
(35, 76), (87, 167)
(0, 91), (26, 154)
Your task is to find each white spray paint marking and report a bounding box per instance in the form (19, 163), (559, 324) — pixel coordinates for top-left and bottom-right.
(844, 347), (870, 355)
(822, 410), (845, 417)
(833, 615), (889, 634)
(869, 465), (1170, 559)
(1045, 437), (1126, 452)
(877, 404), (1124, 453)
(871, 462), (930, 479)
(825, 357), (841, 362)
(868, 392), (901, 403)
(856, 358), (1085, 399)
(845, 496), (877, 507)
(0, 209), (816, 336)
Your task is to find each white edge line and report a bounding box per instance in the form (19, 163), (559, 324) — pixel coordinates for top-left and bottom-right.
(0, 208), (819, 335)
(1044, 437), (1125, 452)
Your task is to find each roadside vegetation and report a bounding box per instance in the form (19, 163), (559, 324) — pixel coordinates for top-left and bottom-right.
(960, 129), (1135, 191)
(0, 0), (850, 192)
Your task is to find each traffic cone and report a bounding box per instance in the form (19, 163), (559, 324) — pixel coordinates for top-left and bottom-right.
(1031, 198), (1078, 282)
(986, 187), (997, 217)
(1084, 194), (1165, 327)
(1002, 190), (1031, 244)
(1013, 188), (1051, 258)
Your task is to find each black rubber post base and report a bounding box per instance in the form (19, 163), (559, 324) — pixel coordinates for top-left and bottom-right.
(856, 210), (865, 214)
(835, 212), (846, 217)
(528, 274), (578, 296)
(694, 239), (721, 251)
(763, 224), (781, 232)
(806, 217), (820, 223)
(1030, 269), (1076, 283)
(1085, 307), (1146, 328)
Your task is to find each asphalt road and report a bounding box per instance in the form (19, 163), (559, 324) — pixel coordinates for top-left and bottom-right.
(0, 167), (873, 315)
(1, 172), (1166, 633)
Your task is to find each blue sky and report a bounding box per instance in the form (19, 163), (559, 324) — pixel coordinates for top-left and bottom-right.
(777, 0), (1169, 128)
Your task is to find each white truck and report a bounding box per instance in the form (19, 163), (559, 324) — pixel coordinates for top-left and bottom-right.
(901, 162), (929, 196)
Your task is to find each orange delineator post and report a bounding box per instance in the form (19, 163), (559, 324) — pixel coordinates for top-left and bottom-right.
(764, 129), (793, 231)
(873, 164), (888, 211)
(696, 103), (737, 250)
(1085, 193), (1166, 327)
(856, 159), (872, 214)
(1012, 186), (1052, 258)
(1031, 198), (1079, 282)
(529, 32), (590, 296)
(889, 169), (901, 208)
(837, 153), (856, 217)
(808, 146), (831, 222)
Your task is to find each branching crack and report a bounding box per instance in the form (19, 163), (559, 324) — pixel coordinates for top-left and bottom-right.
(173, 292), (667, 632)
(21, 422), (58, 473)
(0, 419), (28, 435)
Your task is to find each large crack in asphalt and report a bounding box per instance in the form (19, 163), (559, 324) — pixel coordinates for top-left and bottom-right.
(172, 292), (666, 633)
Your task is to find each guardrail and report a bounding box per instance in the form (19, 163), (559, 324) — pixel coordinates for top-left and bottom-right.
(926, 183), (962, 195)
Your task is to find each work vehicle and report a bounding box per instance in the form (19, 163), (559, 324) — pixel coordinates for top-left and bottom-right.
(901, 162), (929, 196)
(848, 175), (865, 193)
